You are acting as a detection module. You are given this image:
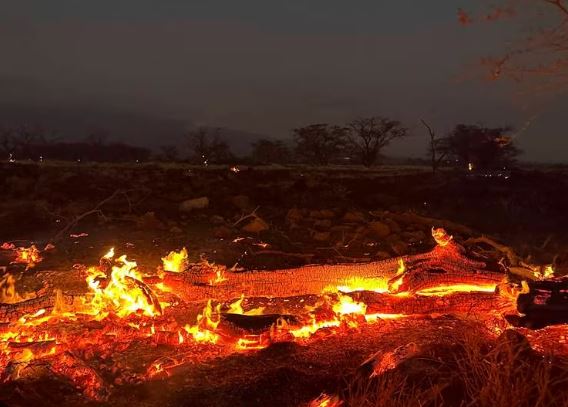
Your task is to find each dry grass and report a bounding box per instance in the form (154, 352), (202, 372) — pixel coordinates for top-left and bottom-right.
(341, 329), (568, 407)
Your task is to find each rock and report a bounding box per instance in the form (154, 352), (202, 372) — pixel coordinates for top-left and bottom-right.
(312, 231), (331, 242)
(390, 240), (409, 256)
(330, 225), (353, 233)
(402, 230), (427, 243)
(314, 219), (332, 230)
(179, 197), (209, 212)
(342, 211), (366, 223)
(169, 226), (183, 234)
(231, 195), (251, 211)
(136, 212), (165, 230)
(286, 208), (304, 225)
(310, 209), (335, 219)
(384, 218), (402, 234)
(368, 221), (391, 238)
(375, 251), (392, 260)
(209, 215), (225, 225)
(241, 217), (269, 234)
(213, 226), (233, 239)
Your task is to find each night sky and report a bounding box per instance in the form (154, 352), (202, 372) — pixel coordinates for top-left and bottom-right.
(1, 1), (566, 162)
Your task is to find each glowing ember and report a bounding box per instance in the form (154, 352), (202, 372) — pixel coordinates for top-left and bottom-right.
(12, 245), (43, 269)
(364, 313), (406, 322)
(0, 274), (36, 304)
(416, 283), (497, 296)
(334, 277), (389, 293)
(208, 262), (228, 285)
(332, 293), (367, 315)
(432, 227), (453, 247)
(227, 294), (265, 315)
(387, 259), (406, 293)
(161, 248), (188, 273)
(235, 335), (269, 351)
(308, 393), (343, 407)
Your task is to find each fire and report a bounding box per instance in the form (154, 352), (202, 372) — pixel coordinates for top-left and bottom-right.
(334, 277), (389, 293)
(161, 248), (188, 273)
(9, 245), (43, 269)
(332, 293), (367, 315)
(0, 274), (36, 304)
(535, 265), (556, 280)
(227, 294), (265, 315)
(387, 259), (406, 293)
(287, 316), (341, 339)
(208, 263), (228, 285)
(83, 251), (162, 319)
(416, 283), (497, 296)
(308, 393), (342, 407)
(432, 227), (453, 247)
(364, 313), (406, 322)
(543, 265), (555, 279)
(1, 234), (552, 400)
(235, 335), (269, 351)
(182, 300), (221, 344)
(103, 247), (115, 259)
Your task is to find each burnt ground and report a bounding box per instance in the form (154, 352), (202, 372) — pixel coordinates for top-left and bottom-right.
(1, 162), (568, 406)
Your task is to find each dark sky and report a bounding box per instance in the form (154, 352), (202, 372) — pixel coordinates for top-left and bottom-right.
(1, 1), (566, 162)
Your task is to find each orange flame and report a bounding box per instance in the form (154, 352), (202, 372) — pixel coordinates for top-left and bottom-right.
(12, 245), (43, 269)
(183, 300), (221, 344)
(83, 250), (161, 319)
(161, 248), (188, 273)
(227, 294), (265, 315)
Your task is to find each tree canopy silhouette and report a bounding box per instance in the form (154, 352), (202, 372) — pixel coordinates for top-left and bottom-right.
(293, 124), (348, 165)
(442, 124), (520, 170)
(347, 117), (407, 167)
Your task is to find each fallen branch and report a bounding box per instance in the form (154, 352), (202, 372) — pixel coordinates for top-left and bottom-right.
(50, 189), (134, 243)
(232, 206), (261, 227)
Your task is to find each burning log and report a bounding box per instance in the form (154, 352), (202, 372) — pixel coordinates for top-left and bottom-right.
(352, 291), (507, 316)
(0, 290), (84, 323)
(0, 296), (55, 322)
(163, 259), (402, 302)
(49, 352), (110, 401)
(164, 236), (505, 303)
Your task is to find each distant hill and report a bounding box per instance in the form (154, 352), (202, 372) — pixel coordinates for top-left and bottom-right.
(0, 103), (268, 157)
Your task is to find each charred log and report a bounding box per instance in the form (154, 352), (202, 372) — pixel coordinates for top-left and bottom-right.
(221, 313), (298, 334)
(352, 291), (507, 316)
(163, 243), (505, 303)
(514, 278), (568, 329)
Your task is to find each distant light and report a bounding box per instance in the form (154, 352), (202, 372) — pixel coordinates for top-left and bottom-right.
(8, 153), (15, 163)
(468, 162), (473, 171)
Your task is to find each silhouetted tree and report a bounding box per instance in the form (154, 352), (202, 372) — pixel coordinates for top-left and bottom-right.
(187, 127), (233, 165)
(420, 119), (447, 174)
(442, 124), (520, 170)
(251, 139), (290, 164)
(346, 117), (407, 166)
(293, 124), (347, 165)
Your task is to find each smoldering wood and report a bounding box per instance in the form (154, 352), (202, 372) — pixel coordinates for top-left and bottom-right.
(514, 278), (568, 329)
